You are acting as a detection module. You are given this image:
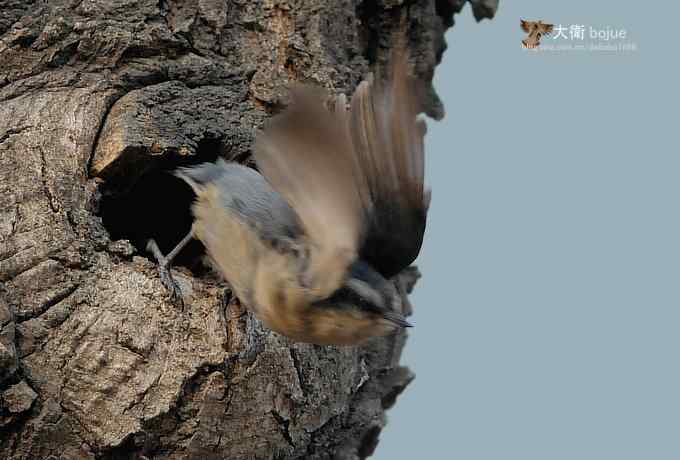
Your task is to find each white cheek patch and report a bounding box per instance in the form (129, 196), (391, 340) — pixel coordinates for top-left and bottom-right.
(345, 278), (385, 308)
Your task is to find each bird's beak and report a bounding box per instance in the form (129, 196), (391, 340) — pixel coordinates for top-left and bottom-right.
(382, 310), (413, 328)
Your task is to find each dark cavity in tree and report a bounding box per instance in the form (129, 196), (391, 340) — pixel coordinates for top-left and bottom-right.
(97, 138), (224, 273)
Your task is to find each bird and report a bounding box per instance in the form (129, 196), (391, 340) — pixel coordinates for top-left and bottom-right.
(147, 46), (430, 345)
(521, 19), (554, 48)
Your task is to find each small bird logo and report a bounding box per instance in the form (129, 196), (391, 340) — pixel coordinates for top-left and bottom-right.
(521, 19), (554, 48)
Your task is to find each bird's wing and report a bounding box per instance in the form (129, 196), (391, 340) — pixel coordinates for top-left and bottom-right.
(348, 46), (429, 278)
(255, 46), (429, 291)
(521, 19), (532, 33)
(254, 87), (365, 300)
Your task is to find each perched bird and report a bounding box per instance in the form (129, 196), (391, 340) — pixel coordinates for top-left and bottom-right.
(521, 19), (554, 48)
(147, 47), (430, 345)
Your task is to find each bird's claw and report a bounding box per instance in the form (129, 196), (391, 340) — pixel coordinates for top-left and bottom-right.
(159, 263), (184, 308)
(220, 287), (233, 312)
(147, 238), (185, 309)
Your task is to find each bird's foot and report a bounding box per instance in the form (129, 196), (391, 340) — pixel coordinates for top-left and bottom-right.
(147, 239), (185, 309)
(220, 286), (233, 312)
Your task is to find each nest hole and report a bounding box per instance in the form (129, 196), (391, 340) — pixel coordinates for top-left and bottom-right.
(97, 138), (226, 274)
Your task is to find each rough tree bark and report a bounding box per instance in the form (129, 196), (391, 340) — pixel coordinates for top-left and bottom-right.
(0, 0), (497, 458)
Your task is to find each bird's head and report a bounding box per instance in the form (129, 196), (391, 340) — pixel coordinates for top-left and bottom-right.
(299, 262), (411, 346)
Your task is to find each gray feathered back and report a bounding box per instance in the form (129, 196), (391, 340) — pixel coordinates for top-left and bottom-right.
(176, 159), (302, 244)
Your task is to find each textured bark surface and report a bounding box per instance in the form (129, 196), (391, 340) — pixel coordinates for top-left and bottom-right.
(0, 0), (497, 458)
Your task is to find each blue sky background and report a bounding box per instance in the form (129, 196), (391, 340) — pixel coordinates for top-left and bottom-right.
(376, 1), (679, 459)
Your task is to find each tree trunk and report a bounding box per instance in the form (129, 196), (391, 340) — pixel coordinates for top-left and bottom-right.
(0, 0), (496, 458)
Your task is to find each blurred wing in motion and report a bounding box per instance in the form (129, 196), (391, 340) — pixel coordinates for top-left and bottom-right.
(254, 44), (429, 295)
(349, 46), (430, 278)
(254, 87), (365, 299)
